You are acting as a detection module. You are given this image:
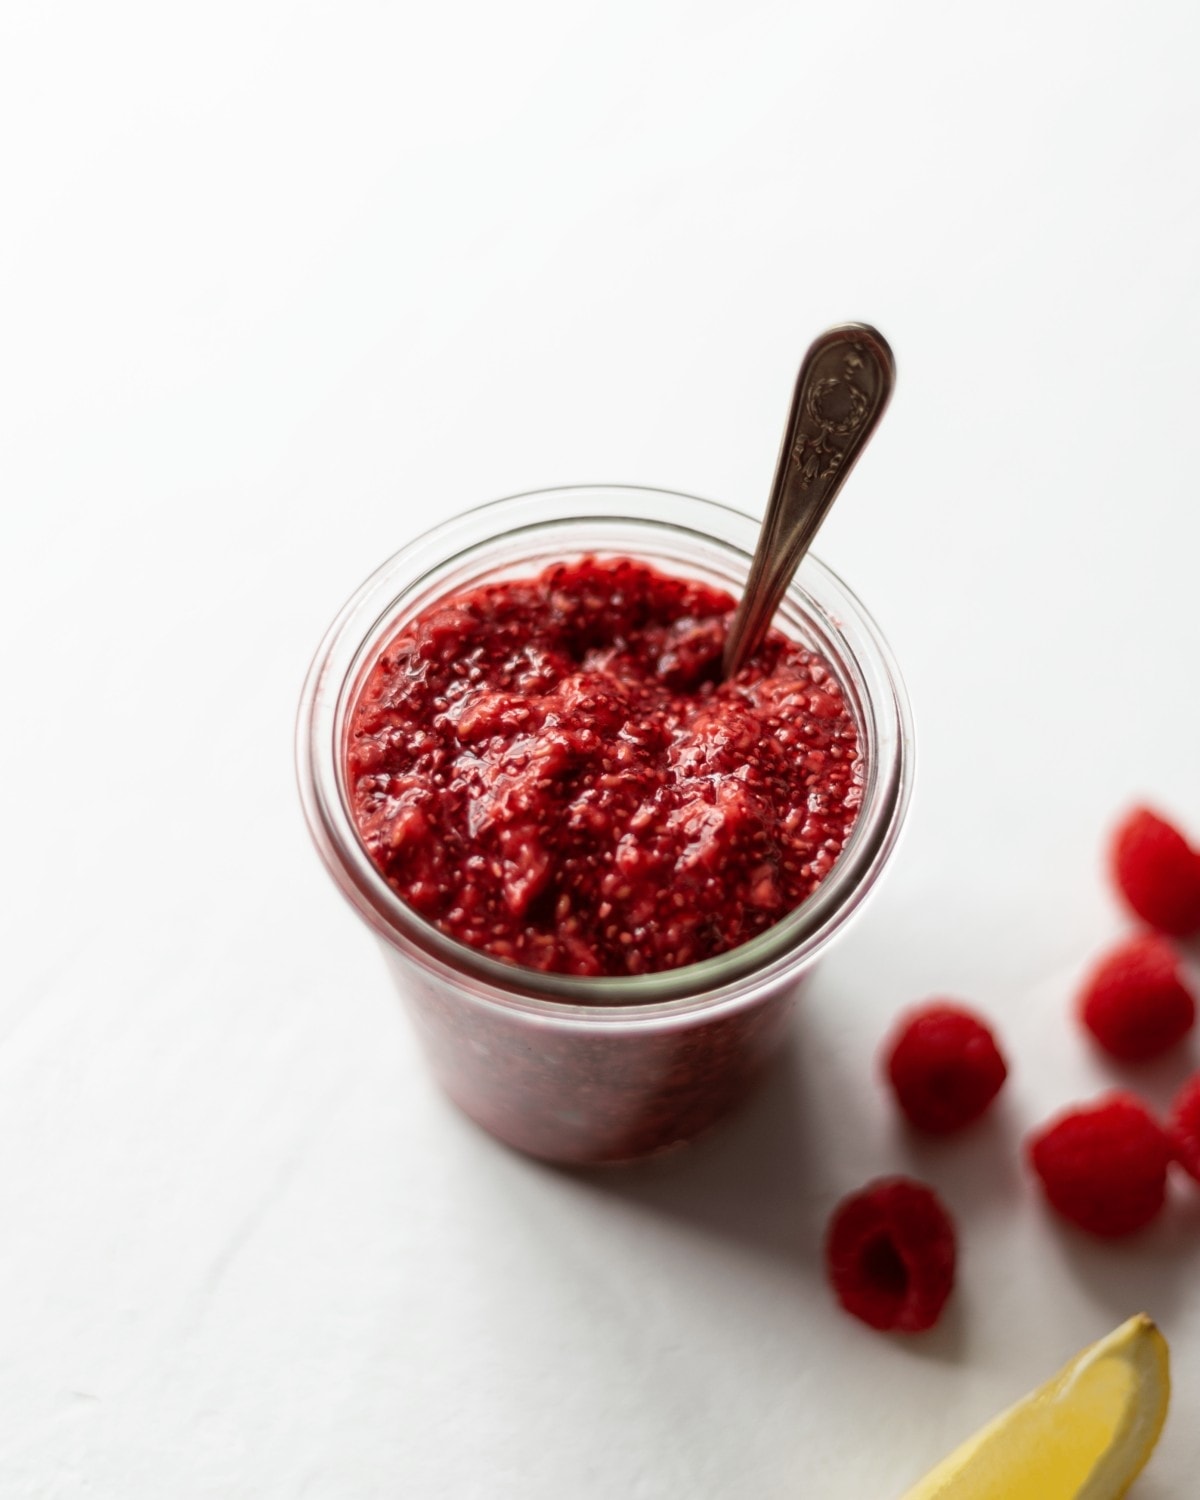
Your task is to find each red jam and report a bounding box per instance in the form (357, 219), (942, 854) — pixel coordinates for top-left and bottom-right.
(347, 557), (861, 978)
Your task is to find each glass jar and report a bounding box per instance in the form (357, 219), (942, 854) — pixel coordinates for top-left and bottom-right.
(296, 486), (913, 1165)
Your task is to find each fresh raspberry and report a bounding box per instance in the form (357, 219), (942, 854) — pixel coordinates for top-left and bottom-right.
(825, 1177), (956, 1332)
(1077, 933), (1195, 1061)
(883, 1002), (1008, 1133)
(1111, 806), (1200, 937)
(1027, 1093), (1172, 1237)
(1167, 1072), (1200, 1184)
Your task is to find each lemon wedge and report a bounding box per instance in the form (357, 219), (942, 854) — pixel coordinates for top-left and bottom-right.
(900, 1314), (1170, 1500)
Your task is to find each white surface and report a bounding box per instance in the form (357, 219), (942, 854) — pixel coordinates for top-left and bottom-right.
(3, 3), (1199, 1495)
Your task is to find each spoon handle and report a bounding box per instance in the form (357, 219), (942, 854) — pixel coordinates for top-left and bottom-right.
(722, 323), (895, 679)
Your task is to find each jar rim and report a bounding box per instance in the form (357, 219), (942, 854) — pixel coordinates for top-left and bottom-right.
(296, 485), (915, 1023)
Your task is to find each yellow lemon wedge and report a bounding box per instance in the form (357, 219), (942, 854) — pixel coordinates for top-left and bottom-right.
(900, 1314), (1170, 1500)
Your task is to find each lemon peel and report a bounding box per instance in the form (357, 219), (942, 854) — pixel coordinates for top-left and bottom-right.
(900, 1314), (1169, 1500)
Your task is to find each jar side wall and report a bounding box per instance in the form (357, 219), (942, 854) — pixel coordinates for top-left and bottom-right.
(382, 944), (807, 1164)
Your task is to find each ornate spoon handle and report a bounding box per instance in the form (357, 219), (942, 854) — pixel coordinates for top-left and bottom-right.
(722, 323), (895, 679)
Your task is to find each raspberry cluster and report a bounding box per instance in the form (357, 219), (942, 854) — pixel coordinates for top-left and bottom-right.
(1081, 807), (1199, 1066)
(1024, 806), (1200, 1237)
(1024, 807), (1200, 1237)
(825, 803), (1200, 1334)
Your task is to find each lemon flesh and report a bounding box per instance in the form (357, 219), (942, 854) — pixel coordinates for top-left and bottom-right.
(900, 1315), (1169, 1500)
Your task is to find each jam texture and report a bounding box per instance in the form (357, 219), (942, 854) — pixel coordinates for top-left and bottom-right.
(347, 557), (861, 977)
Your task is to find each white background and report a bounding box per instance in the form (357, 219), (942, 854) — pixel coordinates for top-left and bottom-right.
(3, 2), (1199, 1496)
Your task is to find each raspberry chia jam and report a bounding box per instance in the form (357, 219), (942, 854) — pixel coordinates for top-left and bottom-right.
(347, 557), (861, 978)
(298, 487), (912, 1163)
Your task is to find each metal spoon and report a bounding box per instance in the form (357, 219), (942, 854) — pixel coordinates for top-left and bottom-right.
(722, 323), (895, 679)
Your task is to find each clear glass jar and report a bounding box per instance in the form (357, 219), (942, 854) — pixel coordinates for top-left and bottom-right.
(296, 486), (914, 1165)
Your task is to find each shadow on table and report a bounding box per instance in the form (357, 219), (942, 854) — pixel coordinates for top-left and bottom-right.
(537, 995), (1200, 1359)
(566, 1029), (824, 1270)
(551, 1026), (972, 1364)
(1036, 1190), (1200, 1327)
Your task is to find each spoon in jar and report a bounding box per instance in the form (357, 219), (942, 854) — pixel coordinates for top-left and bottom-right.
(721, 323), (895, 680)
